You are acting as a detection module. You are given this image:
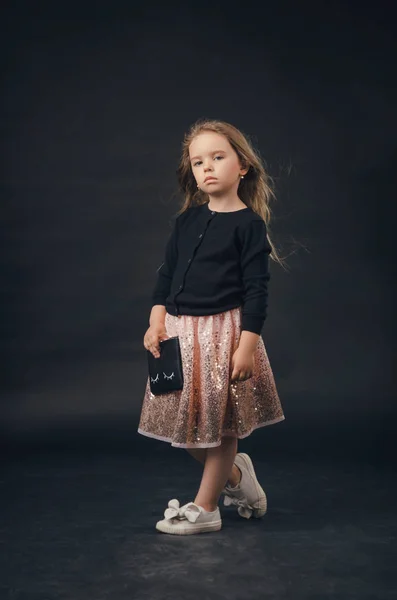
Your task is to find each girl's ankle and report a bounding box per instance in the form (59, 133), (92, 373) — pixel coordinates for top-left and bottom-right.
(228, 465), (242, 488)
(195, 501), (218, 512)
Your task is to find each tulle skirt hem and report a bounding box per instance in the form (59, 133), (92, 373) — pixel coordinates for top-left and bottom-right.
(137, 414), (285, 449)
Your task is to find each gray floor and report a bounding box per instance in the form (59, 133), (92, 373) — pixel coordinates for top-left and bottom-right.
(1, 439), (396, 600)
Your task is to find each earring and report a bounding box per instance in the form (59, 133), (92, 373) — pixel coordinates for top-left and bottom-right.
(240, 175), (244, 179)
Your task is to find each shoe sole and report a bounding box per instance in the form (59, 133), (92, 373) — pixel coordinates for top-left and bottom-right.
(156, 520), (222, 535)
(236, 453), (268, 518)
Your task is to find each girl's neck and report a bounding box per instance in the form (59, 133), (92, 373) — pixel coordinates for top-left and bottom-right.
(207, 194), (246, 213)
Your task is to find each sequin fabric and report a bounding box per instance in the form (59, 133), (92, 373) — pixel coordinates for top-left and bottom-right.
(138, 306), (285, 448)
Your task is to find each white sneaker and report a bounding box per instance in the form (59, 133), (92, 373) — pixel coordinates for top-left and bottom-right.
(156, 499), (222, 535)
(222, 453), (268, 519)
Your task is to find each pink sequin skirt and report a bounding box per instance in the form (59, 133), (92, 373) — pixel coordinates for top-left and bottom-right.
(137, 306), (285, 448)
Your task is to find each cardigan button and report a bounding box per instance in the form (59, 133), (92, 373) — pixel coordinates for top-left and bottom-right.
(198, 233), (203, 238)
(188, 258), (191, 263)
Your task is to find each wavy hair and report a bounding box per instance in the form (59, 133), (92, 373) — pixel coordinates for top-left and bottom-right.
(175, 118), (287, 269)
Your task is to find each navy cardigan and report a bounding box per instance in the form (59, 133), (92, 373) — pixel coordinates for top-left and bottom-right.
(151, 202), (272, 335)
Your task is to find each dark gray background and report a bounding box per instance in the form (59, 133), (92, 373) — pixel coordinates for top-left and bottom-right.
(1, 0), (396, 461)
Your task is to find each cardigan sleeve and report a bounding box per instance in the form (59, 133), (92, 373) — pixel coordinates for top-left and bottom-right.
(151, 217), (179, 306)
(239, 219), (272, 335)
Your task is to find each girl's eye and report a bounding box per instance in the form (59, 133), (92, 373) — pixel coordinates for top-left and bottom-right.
(193, 156), (223, 167)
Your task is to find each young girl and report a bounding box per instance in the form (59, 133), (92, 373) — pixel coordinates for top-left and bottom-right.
(138, 119), (286, 535)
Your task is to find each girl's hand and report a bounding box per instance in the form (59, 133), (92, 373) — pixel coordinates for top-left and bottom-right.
(230, 347), (255, 383)
(143, 324), (170, 358)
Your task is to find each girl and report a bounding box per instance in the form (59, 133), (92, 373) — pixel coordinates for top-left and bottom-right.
(138, 119), (286, 535)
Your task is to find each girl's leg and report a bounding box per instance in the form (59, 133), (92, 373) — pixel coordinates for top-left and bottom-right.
(186, 445), (242, 488)
(193, 436), (239, 512)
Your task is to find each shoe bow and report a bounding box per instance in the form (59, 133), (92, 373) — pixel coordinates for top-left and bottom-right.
(223, 495), (254, 519)
(163, 499), (201, 523)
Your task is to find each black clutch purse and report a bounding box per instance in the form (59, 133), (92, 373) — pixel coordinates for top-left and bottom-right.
(147, 336), (184, 395)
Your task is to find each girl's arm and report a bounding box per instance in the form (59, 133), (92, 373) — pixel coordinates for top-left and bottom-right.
(150, 304), (167, 326)
(151, 216), (179, 309)
(239, 219), (272, 337)
(238, 330), (260, 354)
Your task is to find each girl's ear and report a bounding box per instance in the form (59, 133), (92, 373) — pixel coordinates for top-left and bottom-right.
(238, 156), (250, 177)
(240, 163), (249, 177)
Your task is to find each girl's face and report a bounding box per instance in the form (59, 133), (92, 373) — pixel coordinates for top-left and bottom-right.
(189, 132), (247, 194)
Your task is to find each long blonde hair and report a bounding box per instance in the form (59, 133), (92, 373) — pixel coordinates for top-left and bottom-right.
(176, 118), (287, 269)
